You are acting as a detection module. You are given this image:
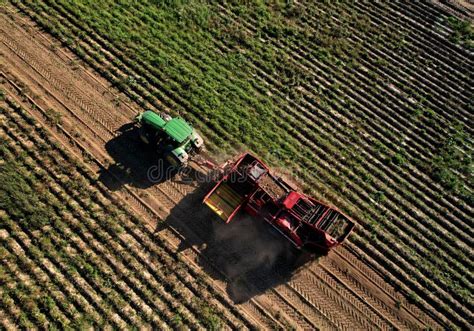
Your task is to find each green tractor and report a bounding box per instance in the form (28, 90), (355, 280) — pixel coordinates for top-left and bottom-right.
(135, 111), (204, 167)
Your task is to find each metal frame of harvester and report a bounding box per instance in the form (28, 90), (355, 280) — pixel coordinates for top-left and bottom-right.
(203, 153), (355, 253)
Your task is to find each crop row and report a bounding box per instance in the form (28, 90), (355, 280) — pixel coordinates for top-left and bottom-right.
(204, 0), (469, 294)
(10, 0), (473, 327)
(1, 125), (196, 328)
(0, 142), (128, 327)
(357, 1), (471, 83)
(1, 230), (103, 328)
(0, 99), (255, 329)
(385, 1), (473, 60)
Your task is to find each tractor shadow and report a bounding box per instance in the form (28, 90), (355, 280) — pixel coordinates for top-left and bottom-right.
(98, 123), (175, 190)
(157, 182), (324, 303)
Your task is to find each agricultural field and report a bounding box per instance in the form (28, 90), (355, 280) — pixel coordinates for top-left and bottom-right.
(1, 0), (472, 329)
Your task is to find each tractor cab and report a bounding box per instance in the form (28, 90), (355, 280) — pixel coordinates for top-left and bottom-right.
(135, 111), (203, 167)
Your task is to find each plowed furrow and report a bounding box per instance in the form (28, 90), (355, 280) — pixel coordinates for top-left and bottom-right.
(295, 271), (385, 330)
(319, 259), (420, 329)
(333, 246), (440, 326)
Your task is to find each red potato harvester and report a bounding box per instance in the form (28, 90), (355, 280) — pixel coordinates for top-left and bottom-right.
(204, 153), (356, 253)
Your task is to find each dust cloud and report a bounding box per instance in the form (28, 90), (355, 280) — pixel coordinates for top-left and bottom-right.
(211, 214), (292, 279)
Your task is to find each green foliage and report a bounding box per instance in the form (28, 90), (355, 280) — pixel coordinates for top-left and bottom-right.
(197, 303), (222, 330)
(391, 152), (406, 166)
(428, 125), (473, 201)
(371, 190), (386, 203)
(44, 108), (62, 126)
(407, 291), (420, 304)
(171, 311), (183, 327)
(0, 153), (55, 230)
(447, 16), (473, 49)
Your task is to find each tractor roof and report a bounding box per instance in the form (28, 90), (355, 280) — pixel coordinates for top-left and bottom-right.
(141, 111), (193, 143)
(164, 117), (193, 143)
(141, 111), (166, 128)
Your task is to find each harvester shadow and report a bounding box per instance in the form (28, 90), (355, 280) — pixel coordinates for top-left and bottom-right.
(98, 123), (174, 190)
(157, 182), (322, 303)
